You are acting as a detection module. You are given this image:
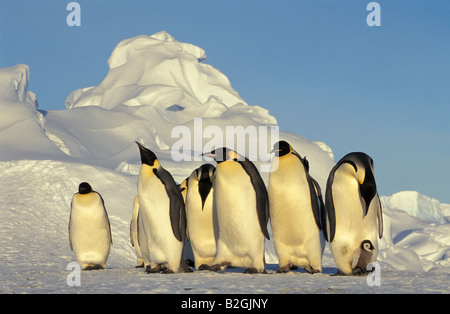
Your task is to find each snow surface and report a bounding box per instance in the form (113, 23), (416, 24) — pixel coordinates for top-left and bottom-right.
(0, 32), (448, 294)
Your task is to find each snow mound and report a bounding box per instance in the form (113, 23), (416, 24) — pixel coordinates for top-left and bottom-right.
(0, 65), (67, 161)
(0, 64), (30, 103)
(378, 194), (450, 272)
(65, 31), (274, 125)
(381, 191), (449, 224)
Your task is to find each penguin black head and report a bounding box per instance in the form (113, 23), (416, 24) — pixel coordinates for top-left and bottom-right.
(355, 240), (376, 272)
(361, 240), (375, 252)
(136, 142), (158, 167)
(196, 164), (215, 181)
(270, 140), (292, 157)
(339, 152), (377, 213)
(271, 140), (310, 171)
(195, 164), (215, 210)
(78, 182), (92, 194)
(201, 147), (244, 163)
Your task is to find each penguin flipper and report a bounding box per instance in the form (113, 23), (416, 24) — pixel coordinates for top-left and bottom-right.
(155, 168), (185, 242)
(309, 176), (325, 231)
(107, 214), (113, 245)
(237, 161), (270, 240)
(68, 200), (73, 251)
(130, 219), (135, 247)
(325, 166), (337, 243)
(98, 193), (113, 245)
(68, 220), (73, 251)
(376, 193), (383, 239)
(291, 152), (323, 231)
(136, 211), (141, 248)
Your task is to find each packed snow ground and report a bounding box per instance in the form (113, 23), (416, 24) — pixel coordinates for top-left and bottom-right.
(0, 160), (448, 294)
(0, 32), (449, 294)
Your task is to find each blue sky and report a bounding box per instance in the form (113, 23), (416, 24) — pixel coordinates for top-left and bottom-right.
(1, 1), (449, 202)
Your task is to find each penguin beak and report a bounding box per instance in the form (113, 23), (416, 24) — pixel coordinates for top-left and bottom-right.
(201, 152), (217, 158)
(136, 141), (146, 152)
(270, 148), (281, 154)
(359, 176), (365, 185)
(136, 141), (157, 166)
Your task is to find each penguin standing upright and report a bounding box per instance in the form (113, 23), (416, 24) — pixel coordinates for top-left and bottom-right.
(325, 152), (383, 275)
(136, 142), (189, 273)
(130, 195), (144, 267)
(185, 163), (217, 270)
(269, 141), (325, 273)
(202, 148), (270, 274)
(69, 182), (112, 270)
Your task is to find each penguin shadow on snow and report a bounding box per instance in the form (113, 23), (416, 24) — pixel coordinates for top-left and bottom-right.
(188, 264), (338, 275)
(266, 264), (338, 276)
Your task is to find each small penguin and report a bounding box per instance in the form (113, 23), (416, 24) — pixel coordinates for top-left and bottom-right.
(136, 142), (190, 273)
(69, 182), (112, 270)
(269, 141), (325, 273)
(325, 152), (383, 275)
(130, 196), (144, 267)
(202, 148), (270, 274)
(185, 164), (217, 270)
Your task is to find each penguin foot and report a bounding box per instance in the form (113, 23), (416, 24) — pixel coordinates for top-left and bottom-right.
(83, 264), (104, 271)
(333, 268), (372, 276)
(276, 265), (292, 273)
(197, 264), (211, 271)
(201, 264), (222, 272)
(200, 261), (231, 272)
(333, 270), (349, 276)
(303, 266), (321, 274)
(135, 264), (145, 268)
(244, 268), (267, 274)
(145, 264), (163, 274)
(161, 269), (175, 274)
(351, 267), (374, 276)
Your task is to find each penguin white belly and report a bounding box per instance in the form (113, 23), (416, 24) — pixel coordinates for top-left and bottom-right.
(212, 162), (265, 270)
(131, 196), (144, 266)
(269, 160), (322, 272)
(137, 212), (151, 269)
(70, 195), (111, 268)
(138, 175), (183, 271)
(330, 176), (378, 274)
(187, 192), (217, 268)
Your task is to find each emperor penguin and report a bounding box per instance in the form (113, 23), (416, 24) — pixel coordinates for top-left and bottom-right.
(269, 141), (325, 274)
(130, 196), (144, 267)
(69, 182), (112, 270)
(325, 152), (383, 275)
(202, 148), (270, 274)
(136, 142), (189, 273)
(185, 164), (217, 270)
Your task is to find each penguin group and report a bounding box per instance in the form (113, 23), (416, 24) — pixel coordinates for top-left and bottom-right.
(69, 140), (383, 276)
